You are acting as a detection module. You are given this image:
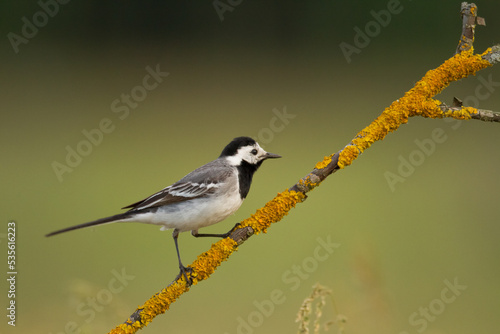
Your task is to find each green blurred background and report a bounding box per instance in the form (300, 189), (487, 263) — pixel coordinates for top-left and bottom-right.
(1, 1), (499, 333)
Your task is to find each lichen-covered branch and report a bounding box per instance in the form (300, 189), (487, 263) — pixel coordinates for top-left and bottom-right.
(108, 3), (498, 333)
(438, 100), (500, 123)
(482, 45), (500, 65)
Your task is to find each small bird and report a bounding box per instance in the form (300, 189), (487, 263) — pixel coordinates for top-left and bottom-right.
(46, 136), (281, 283)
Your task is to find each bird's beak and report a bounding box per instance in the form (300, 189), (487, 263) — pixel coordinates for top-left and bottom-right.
(261, 152), (282, 160)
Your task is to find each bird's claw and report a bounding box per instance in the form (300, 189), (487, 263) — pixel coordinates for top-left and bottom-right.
(222, 222), (242, 238)
(176, 265), (194, 286)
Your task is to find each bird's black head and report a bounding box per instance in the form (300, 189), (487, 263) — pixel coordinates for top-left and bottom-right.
(220, 136), (281, 199)
(220, 137), (256, 158)
(220, 137), (281, 166)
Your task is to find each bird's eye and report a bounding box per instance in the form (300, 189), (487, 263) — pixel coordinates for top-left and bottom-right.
(251, 149), (258, 155)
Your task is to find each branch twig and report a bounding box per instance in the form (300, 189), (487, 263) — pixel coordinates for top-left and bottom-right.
(108, 4), (498, 333)
(456, 2), (486, 54)
(439, 98), (500, 122)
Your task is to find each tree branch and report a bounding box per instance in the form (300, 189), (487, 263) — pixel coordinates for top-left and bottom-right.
(439, 98), (500, 122)
(108, 3), (498, 333)
(482, 45), (500, 65)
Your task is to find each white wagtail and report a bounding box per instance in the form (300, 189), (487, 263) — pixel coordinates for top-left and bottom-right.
(46, 136), (281, 283)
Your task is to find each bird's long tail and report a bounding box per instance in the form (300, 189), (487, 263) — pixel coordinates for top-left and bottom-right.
(45, 212), (134, 237)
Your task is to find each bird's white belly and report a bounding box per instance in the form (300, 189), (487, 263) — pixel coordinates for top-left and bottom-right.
(132, 188), (244, 233)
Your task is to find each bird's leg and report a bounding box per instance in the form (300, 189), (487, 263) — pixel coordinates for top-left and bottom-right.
(191, 222), (241, 239)
(172, 229), (193, 285)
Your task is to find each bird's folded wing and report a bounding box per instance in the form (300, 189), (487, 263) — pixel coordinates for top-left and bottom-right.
(122, 163), (234, 211)
(121, 181), (220, 211)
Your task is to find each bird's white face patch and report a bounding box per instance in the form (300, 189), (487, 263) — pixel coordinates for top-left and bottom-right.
(225, 143), (268, 166)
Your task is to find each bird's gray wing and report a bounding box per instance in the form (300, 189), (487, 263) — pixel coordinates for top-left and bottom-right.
(122, 161), (234, 211)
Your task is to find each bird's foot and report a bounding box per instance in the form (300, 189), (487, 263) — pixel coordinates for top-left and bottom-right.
(220, 222), (241, 238)
(175, 265), (194, 286)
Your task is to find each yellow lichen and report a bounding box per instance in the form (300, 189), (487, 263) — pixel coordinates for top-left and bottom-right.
(191, 237), (238, 281)
(444, 106), (475, 120)
(315, 155), (333, 170)
(337, 145), (359, 169)
(240, 190), (305, 233)
(110, 321), (142, 334)
(298, 176), (320, 192)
